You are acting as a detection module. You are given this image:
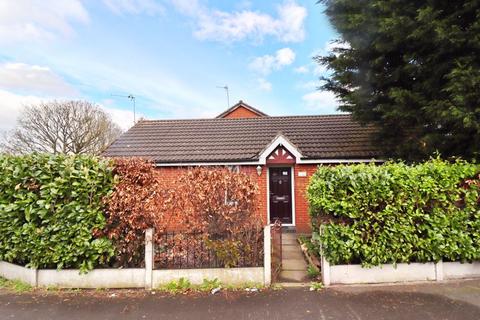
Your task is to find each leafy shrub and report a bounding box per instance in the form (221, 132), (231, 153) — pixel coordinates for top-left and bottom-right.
(205, 239), (241, 268)
(102, 162), (262, 268)
(154, 167), (263, 268)
(100, 158), (179, 267)
(165, 167), (261, 235)
(0, 156), (263, 270)
(298, 235), (320, 258)
(307, 158), (480, 266)
(159, 167), (263, 267)
(0, 154), (115, 271)
(306, 265), (320, 279)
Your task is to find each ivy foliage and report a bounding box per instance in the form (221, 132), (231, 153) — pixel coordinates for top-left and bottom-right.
(307, 159), (480, 266)
(0, 154), (115, 271)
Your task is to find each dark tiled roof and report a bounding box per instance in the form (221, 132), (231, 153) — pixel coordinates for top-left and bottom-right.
(216, 101), (269, 118)
(104, 114), (380, 163)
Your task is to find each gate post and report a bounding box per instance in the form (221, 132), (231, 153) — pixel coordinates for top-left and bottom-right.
(263, 225), (272, 286)
(145, 228), (154, 289)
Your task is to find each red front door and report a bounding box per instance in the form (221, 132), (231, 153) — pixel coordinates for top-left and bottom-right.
(269, 167), (293, 224)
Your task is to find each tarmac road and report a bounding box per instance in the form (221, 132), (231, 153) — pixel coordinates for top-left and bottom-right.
(0, 279), (479, 320)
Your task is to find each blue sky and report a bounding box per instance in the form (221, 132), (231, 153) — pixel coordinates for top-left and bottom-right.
(0, 0), (339, 130)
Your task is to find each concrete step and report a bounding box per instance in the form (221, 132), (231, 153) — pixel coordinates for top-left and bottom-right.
(281, 237), (298, 245)
(281, 244), (300, 253)
(282, 258), (308, 271)
(281, 226), (297, 233)
(276, 282), (310, 288)
(282, 250), (304, 260)
(278, 270), (309, 283)
(281, 233), (298, 240)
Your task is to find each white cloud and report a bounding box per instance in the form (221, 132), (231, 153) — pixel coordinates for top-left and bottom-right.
(257, 78), (272, 92)
(0, 0), (89, 43)
(100, 98), (143, 130)
(0, 90), (138, 133)
(170, 0), (307, 43)
(294, 65), (309, 74)
(302, 90), (340, 114)
(275, 0), (307, 42)
(103, 0), (165, 16)
(276, 47), (296, 65)
(249, 48), (295, 75)
(101, 105), (138, 130)
(313, 64), (328, 76)
(0, 89), (43, 132)
(0, 62), (78, 96)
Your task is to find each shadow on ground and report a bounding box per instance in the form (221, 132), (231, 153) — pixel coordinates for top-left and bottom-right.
(1, 280), (479, 320)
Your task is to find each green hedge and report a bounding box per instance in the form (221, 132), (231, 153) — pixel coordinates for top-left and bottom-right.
(0, 154), (115, 271)
(307, 159), (480, 266)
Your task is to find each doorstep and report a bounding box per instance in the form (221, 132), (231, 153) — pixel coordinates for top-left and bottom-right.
(278, 233), (309, 283)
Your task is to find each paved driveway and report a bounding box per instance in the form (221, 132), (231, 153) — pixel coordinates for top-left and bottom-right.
(0, 280), (479, 320)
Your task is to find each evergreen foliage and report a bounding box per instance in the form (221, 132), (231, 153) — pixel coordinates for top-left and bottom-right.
(317, 0), (480, 160)
(0, 154), (115, 271)
(307, 159), (480, 266)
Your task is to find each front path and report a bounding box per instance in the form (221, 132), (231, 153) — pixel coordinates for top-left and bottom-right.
(1, 280), (479, 320)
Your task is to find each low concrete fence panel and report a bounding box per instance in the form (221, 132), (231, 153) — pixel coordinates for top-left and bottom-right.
(0, 261), (37, 286)
(37, 269), (145, 289)
(152, 267), (264, 287)
(322, 256), (480, 286)
(443, 261), (480, 280)
(0, 227), (272, 289)
(328, 262), (437, 285)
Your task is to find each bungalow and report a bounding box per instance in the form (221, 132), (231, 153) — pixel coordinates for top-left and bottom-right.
(104, 101), (381, 233)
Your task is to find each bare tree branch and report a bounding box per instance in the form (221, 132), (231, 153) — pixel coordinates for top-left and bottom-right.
(1, 100), (123, 155)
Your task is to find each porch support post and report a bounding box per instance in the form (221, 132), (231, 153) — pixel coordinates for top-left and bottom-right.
(145, 228), (154, 289)
(263, 225), (272, 286)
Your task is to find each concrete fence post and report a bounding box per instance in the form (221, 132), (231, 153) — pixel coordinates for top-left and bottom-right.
(263, 225), (272, 286)
(319, 225), (331, 287)
(145, 228), (154, 289)
(435, 260), (444, 281)
(321, 255), (331, 287)
(32, 268), (39, 287)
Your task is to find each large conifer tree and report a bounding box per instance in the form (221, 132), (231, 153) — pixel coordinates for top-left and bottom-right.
(318, 0), (480, 160)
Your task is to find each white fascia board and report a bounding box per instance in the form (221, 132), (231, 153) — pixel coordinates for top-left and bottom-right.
(154, 161), (259, 167)
(154, 158), (384, 167)
(298, 158), (385, 164)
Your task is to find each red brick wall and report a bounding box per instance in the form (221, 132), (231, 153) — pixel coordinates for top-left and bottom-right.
(155, 163), (318, 233)
(238, 166), (268, 225)
(222, 106), (262, 118)
(292, 164), (318, 233)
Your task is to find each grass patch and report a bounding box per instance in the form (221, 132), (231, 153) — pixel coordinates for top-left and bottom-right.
(0, 277), (32, 293)
(307, 265), (320, 279)
(198, 278), (221, 291)
(270, 283), (284, 291)
(158, 277), (193, 294)
(309, 282), (324, 291)
(156, 278), (264, 294)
